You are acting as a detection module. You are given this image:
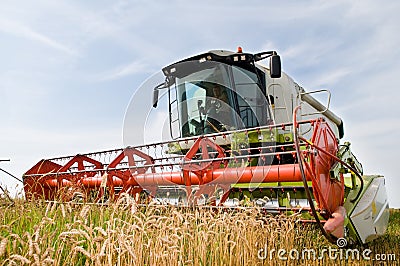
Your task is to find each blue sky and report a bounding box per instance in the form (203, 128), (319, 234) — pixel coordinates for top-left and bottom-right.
(1, 0), (399, 207)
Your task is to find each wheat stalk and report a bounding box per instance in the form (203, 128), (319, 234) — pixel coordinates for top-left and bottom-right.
(9, 254), (31, 264)
(0, 238), (8, 257)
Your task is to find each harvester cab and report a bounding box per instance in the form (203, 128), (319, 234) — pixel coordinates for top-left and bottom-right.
(153, 50), (281, 138)
(23, 48), (389, 245)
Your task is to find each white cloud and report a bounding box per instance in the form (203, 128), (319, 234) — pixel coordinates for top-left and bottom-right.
(0, 17), (78, 56)
(97, 61), (151, 81)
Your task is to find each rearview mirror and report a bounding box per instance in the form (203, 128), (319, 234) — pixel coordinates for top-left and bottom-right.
(153, 88), (159, 108)
(152, 82), (170, 108)
(270, 54), (281, 78)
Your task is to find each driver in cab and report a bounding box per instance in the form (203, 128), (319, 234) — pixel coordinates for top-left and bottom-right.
(204, 85), (233, 132)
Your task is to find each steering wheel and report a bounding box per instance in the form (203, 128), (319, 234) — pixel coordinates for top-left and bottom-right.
(204, 103), (223, 133)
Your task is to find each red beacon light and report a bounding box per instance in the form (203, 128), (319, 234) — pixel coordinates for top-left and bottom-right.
(237, 46), (243, 53)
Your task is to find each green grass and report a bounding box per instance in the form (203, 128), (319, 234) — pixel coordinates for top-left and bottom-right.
(0, 198), (399, 265)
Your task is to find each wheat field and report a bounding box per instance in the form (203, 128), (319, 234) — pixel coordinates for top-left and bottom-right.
(0, 195), (398, 265)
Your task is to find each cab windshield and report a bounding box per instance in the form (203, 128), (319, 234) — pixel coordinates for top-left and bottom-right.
(170, 62), (271, 138)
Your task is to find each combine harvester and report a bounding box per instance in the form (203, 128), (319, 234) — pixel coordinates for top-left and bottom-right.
(23, 48), (389, 245)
